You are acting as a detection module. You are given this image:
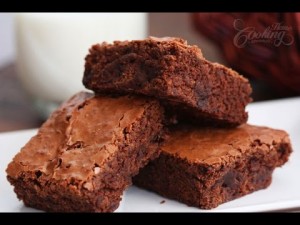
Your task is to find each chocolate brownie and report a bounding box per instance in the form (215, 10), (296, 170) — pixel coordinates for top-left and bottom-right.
(83, 37), (252, 127)
(133, 124), (292, 209)
(6, 92), (164, 212)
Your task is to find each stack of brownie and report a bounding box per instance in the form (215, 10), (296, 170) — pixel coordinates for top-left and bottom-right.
(6, 37), (292, 212)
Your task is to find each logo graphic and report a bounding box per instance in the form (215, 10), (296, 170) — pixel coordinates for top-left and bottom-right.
(233, 19), (294, 48)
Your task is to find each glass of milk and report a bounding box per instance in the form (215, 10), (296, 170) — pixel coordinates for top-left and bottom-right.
(15, 13), (148, 119)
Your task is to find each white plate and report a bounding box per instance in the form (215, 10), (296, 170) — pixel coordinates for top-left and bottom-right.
(1, 97), (300, 212)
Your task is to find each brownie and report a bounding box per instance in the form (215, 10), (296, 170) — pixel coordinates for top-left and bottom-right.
(6, 92), (164, 212)
(83, 37), (252, 127)
(133, 124), (292, 209)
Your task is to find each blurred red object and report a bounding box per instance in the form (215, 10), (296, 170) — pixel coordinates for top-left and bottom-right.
(192, 13), (300, 95)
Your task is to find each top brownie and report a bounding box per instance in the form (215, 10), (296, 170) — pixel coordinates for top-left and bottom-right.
(83, 37), (252, 127)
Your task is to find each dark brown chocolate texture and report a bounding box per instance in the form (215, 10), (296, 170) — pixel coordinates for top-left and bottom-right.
(133, 124), (292, 209)
(6, 92), (164, 212)
(83, 37), (252, 127)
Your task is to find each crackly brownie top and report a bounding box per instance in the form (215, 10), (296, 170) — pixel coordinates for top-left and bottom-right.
(148, 37), (248, 82)
(86, 36), (204, 67)
(163, 124), (290, 166)
(7, 92), (149, 181)
(85, 36), (250, 83)
(108, 36), (201, 53)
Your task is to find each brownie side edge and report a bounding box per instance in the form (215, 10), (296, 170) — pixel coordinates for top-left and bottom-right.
(133, 137), (292, 209)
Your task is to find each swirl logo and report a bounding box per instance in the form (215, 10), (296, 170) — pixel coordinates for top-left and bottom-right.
(233, 19), (294, 48)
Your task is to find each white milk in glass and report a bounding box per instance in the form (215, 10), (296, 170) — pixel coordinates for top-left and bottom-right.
(15, 13), (148, 118)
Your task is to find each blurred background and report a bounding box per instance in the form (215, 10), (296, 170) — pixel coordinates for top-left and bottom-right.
(0, 13), (299, 132)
